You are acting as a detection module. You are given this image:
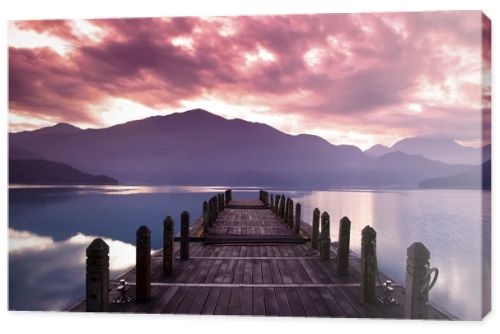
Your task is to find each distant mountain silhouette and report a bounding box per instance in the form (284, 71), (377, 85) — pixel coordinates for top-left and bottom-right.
(364, 137), (481, 165)
(9, 147), (44, 160)
(9, 159), (118, 185)
(364, 144), (390, 157)
(351, 151), (471, 187)
(419, 160), (491, 190)
(9, 109), (473, 188)
(10, 123), (82, 146)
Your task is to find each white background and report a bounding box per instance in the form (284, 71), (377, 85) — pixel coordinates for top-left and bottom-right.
(0, 0), (498, 333)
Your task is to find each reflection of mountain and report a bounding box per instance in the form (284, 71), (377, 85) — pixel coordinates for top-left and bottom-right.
(365, 137), (481, 165)
(9, 159), (118, 185)
(9, 109), (477, 188)
(419, 160), (491, 190)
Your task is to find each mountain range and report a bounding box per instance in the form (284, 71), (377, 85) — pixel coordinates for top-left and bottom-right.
(364, 137), (482, 165)
(8, 108), (488, 188)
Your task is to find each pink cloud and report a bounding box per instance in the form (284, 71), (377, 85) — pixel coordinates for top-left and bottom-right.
(8, 11), (490, 147)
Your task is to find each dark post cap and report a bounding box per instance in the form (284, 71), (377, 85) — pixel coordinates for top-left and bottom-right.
(340, 216), (351, 226)
(164, 216), (174, 226)
(407, 242), (430, 259)
(361, 225), (376, 238)
(86, 238), (109, 256)
(137, 225), (151, 237)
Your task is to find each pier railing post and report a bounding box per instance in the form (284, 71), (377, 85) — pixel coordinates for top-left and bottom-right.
(320, 212), (331, 259)
(312, 208), (320, 250)
(360, 225), (376, 304)
(270, 194), (274, 211)
(210, 198), (216, 225)
(405, 242), (434, 319)
(180, 211), (190, 260)
(86, 238), (109, 312)
(287, 199), (294, 228)
(202, 201), (209, 232)
(274, 195), (279, 214)
(221, 193), (225, 209)
(163, 216), (174, 276)
(136, 225), (151, 302)
(294, 202), (301, 234)
(225, 189), (232, 204)
(280, 195), (285, 219)
(337, 217), (351, 276)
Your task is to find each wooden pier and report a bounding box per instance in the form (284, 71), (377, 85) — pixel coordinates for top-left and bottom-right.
(70, 190), (452, 319)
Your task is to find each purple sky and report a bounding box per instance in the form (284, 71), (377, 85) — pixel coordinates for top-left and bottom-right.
(8, 11), (491, 149)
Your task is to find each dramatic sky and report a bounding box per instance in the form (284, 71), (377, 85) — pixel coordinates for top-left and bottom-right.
(8, 11), (491, 149)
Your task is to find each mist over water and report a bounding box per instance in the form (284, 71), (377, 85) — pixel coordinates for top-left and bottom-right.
(8, 186), (489, 319)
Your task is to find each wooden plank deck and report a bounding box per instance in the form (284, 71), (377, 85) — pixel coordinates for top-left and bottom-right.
(70, 198), (451, 319)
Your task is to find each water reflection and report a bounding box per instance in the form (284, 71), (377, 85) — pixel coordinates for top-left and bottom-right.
(8, 185), (489, 319)
(9, 228), (136, 311)
(287, 189), (486, 320)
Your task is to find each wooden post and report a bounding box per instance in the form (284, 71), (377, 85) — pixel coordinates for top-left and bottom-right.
(280, 195), (286, 218)
(312, 208), (320, 250)
(294, 202), (301, 234)
(86, 238), (109, 312)
(136, 225), (151, 302)
(320, 212), (331, 260)
(259, 190), (263, 202)
(287, 199), (294, 228)
(225, 189), (232, 204)
(405, 242), (432, 319)
(285, 199), (289, 225)
(337, 217), (351, 276)
(180, 211), (189, 260)
(360, 225), (377, 304)
(274, 195), (279, 214)
(163, 216), (174, 276)
(202, 201), (209, 232)
(221, 193), (225, 209)
(270, 194), (274, 211)
(211, 198), (216, 223)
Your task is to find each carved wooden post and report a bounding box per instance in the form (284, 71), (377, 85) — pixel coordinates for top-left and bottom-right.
(405, 242), (432, 319)
(210, 197), (214, 218)
(202, 201), (209, 232)
(180, 211), (190, 260)
(280, 195), (286, 219)
(285, 199), (289, 225)
(312, 208), (320, 250)
(294, 202), (301, 234)
(286, 198), (293, 228)
(337, 217), (351, 276)
(360, 225), (377, 304)
(215, 195), (220, 214)
(163, 216), (174, 276)
(136, 225), (151, 302)
(86, 238), (109, 312)
(320, 212), (331, 260)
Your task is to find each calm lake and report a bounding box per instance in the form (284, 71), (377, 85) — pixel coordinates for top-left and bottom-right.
(8, 185), (490, 320)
